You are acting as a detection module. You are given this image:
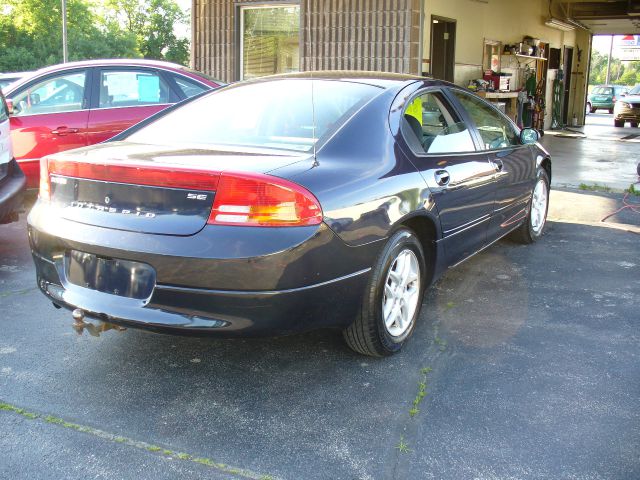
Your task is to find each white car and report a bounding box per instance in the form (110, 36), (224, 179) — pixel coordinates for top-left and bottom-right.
(0, 72), (31, 92)
(0, 90), (26, 224)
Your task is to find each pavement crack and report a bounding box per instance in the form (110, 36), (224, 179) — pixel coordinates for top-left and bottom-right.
(0, 400), (277, 480)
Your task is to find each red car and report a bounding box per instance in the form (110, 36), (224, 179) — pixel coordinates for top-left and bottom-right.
(3, 59), (222, 188)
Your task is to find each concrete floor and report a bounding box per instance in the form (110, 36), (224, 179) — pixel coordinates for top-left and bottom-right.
(542, 112), (640, 191)
(1, 117), (639, 480)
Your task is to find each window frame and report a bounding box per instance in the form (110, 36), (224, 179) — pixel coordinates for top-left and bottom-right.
(7, 67), (92, 118)
(237, 2), (302, 81)
(398, 87), (480, 158)
(446, 87), (526, 152)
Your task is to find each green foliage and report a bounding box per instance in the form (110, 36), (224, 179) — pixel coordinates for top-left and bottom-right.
(0, 0), (189, 73)
(589, 49), (640, 87)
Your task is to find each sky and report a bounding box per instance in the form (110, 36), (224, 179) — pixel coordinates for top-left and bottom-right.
(175, 0), (191, 39)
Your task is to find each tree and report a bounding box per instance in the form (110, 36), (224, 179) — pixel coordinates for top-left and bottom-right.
(0, 0), (139, 71)
(0, 0), (189, 73)
(105, 0), (190, 65)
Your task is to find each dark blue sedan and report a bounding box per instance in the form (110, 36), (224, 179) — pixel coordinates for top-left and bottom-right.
(28, 72), (551, 356)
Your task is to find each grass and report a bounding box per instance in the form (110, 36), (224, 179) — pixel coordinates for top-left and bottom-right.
(408, 367), (432, 418)
(626, 183), (640, 196)
(579, 182), (612, 193)
(395, 435), (411, 454)
(0, 400), (274, 479)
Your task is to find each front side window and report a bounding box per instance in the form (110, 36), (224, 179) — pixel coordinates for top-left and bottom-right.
(241, 5), (300, 80)
(98, 70), (170, 108)
(452, 90), (519, 150)
(401, 91), (475, 155)
(11, 71), (86, 116)
(127, 79), (381, 153)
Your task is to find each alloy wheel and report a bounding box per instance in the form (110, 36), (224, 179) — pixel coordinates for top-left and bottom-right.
(382, 249), (421, 337)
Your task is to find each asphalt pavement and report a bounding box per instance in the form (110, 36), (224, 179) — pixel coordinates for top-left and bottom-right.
(1, 116), (640, 479)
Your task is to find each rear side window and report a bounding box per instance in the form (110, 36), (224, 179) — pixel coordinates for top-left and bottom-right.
(98, 70), (171, 108)
(452, 90), (519, 150)
(401, 91), (475, 155)
(172, 75), (209, 98)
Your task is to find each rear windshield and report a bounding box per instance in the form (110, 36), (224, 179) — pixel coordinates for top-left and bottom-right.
(592, 87), (613, 95)
(127, 79), (382, 153)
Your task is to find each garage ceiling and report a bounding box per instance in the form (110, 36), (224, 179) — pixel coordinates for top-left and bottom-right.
(553, 0), (640, 34)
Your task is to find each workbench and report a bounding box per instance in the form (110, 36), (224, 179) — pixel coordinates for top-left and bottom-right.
(477, 91), (519, 122)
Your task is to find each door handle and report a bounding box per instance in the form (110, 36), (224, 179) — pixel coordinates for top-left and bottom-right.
(51, 127), (79, 136)
(434, 169), (450, 186)
(492, 159), (504, 172)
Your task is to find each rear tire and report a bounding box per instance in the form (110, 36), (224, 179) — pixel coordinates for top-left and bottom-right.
(608, 108), (614, 114)
(512, 168), (550, 244)
(343, 229), (426, 357)
(587, 103), (593, 114)
(614, 119), (625, 127)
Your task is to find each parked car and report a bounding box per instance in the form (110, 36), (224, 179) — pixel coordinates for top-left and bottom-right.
(28, 72), (551, 356)
(4, 59), (223, 189)
(0, 71), (31, 92)
(613, 84), (640, 127)
(586, 85), (629, 114)
(0, 89), (26, 224)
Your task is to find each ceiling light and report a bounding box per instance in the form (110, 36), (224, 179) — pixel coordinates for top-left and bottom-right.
(545, 18), (576, 31)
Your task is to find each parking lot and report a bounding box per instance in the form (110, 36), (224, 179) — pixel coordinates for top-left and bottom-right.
(2, 116), (640, 479)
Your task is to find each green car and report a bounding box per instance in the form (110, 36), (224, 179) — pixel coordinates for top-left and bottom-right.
(587, 85), (629, 114)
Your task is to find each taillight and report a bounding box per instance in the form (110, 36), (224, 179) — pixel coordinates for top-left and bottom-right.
(46, 158), (221, 191)
(208, 172), (322, 227)
(39, 157), (50, 201)
(613, 96), (617, 102)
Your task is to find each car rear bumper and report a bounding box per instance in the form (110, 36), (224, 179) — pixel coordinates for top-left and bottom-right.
(28, 201), (379, 335)
(589, 100), (613, 108)
(0, 159), (26, 223)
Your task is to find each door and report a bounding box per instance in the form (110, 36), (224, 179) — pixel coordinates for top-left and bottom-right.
(86, 68), (177, 146)
(0, 92), (11, 171)
(399, 89), (496, 265)
(450, 90), (535, 242)
(430, 16), (456, 82)
(8, 69), (90, 188)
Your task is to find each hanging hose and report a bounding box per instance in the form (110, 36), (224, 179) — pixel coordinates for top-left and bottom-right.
(551, 75), (563, 129)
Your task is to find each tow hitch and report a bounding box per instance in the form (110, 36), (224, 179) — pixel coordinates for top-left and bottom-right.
(72, 308), (126, 337)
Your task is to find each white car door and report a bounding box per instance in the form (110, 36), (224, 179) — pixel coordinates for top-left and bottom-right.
(0, 92), (11, 170)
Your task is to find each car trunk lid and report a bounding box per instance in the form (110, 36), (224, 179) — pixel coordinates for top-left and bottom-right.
(45, 141), (310, 235)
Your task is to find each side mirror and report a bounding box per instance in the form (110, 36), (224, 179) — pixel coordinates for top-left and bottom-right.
(5, 98), (13, 115)
(520, 128), (539, 144)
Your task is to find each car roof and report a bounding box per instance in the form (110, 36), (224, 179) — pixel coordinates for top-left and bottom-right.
(5, 59), (218, 94)
(247, 70), (428, 88)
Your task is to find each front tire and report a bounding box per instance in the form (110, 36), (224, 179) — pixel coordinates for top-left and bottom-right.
(343, 229), (426, 357)
(614, 119), (625, 127)
(512, 168), (550, 244)
(608, 108), (614, 114)
(631, 122), (638, 128)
